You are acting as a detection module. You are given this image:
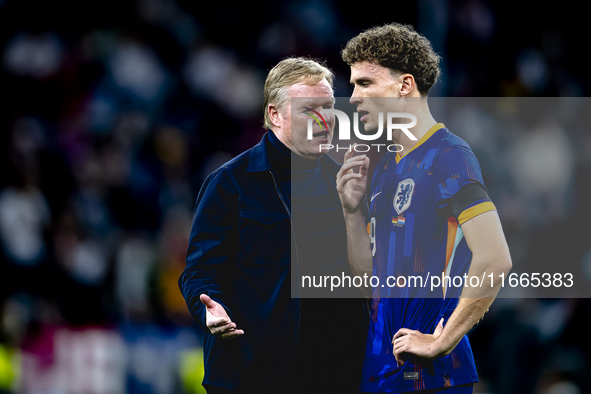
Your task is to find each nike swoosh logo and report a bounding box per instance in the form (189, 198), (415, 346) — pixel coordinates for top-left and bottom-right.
(370, 191), (382, 202)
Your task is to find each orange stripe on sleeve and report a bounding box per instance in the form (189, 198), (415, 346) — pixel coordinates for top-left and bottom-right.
(458, 201), (496, 225)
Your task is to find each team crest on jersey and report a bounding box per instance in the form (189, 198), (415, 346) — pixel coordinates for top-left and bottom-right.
(393, 178), (415, 214)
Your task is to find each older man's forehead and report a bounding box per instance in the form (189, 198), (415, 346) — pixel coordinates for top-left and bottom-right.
(288, 79), (333, 95)
(296, 95), (335, 106)
(289, 98), (334, 113)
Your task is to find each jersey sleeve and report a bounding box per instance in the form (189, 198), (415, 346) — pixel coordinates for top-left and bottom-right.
(433, 146), (496, 225)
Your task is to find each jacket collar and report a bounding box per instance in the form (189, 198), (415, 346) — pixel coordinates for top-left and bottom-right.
(246, 132), (273, 172)
(246, 131), (341, 174)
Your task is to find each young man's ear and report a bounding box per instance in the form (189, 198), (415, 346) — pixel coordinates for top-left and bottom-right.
(399, 74), (417, 97)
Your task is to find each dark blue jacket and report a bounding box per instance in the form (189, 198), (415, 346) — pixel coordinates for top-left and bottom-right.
(179, 132), (369, 393)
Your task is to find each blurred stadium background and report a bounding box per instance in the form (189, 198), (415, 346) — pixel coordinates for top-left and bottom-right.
(0, 0), (590, 393)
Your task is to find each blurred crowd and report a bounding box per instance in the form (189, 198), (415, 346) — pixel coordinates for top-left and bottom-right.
(0, 0), (589, 393)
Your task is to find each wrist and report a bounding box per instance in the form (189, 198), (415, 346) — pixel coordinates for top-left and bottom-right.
(343, 206), (362, 216)
(432, 335), (453, 358)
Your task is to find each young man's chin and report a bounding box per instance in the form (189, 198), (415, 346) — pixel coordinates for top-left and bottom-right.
(362, 120), (381, 134)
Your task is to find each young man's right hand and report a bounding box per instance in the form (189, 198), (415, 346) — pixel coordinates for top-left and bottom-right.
(201, 294), (244, 339)
(336, 147), (370, 214)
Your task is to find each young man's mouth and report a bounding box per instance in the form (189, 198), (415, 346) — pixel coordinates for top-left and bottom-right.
(358, 110), (369, 122)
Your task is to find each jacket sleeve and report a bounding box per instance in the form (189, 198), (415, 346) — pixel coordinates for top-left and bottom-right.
(179, 168), (239, 332)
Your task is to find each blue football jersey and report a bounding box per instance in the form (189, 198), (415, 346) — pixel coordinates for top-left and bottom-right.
(360, 123), (495, 392)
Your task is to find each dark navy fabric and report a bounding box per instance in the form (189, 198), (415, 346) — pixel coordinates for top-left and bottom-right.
(361, 125), (488, 392)
(180, 132), (369, 393)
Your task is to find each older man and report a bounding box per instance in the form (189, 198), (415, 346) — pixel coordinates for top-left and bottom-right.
(179, 57), (369, 394)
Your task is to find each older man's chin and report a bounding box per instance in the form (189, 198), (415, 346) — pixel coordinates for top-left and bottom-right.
(316, 143), (333, 156)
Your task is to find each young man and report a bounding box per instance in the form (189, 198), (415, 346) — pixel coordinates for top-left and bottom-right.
(179, 57), (368, 393)
(336, 24), (512, 393)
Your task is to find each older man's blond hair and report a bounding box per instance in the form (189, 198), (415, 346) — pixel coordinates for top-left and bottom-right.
(263, 57), (334, 130)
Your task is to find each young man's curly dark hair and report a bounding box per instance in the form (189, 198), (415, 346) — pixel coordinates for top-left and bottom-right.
(341, 23), (441, 96)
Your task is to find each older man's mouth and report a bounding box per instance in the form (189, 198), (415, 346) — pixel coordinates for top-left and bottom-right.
(313, 131), (329, 140)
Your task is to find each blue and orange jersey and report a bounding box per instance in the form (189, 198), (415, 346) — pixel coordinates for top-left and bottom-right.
(360, 123), (495, 392)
